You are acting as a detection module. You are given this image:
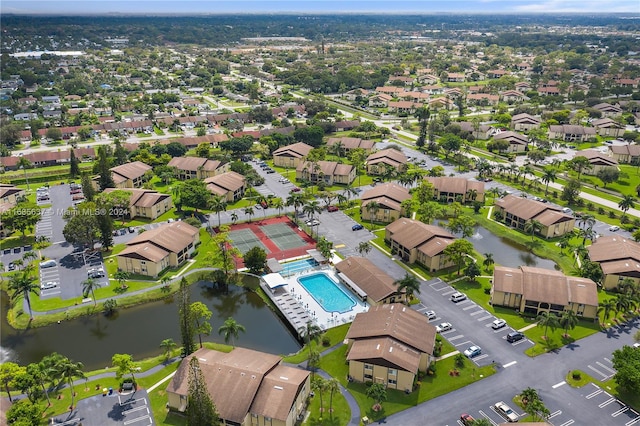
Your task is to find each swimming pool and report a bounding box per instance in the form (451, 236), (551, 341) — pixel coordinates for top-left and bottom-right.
(298, 272), (356, 314)
(282, 258), (318, 276)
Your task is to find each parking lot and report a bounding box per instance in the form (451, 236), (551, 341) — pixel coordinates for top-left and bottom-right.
(68, 389), (155, 426)
(582, 383), (640, 426)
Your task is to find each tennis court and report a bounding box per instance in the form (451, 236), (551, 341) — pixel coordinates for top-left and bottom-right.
(261, 223), (307, 251)
(228, 228), (270, 254)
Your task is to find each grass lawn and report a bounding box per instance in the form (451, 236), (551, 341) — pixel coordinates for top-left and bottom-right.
(565, 370), (640, 411)
(0, 234), (36, 250)
(319, 345), (496, 422)
(283, 324), (351, 364)
(305, 378), (351, 426)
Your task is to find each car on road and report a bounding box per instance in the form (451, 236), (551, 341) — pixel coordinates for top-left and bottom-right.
(435, 322), (452, 333)
(562, 207), (573, 215)
(492, 319), (507, 329)
(460, 414), (475, 425)
(352, 224), (364, 231)
(424, 310), (436, 320)
(494, 401), (519, 422)
(40, 260), (57, 268)
(633, 343), (640, 349)
(463, 345), (482, 358)
(306, 219), (320, 226)
(327, 205), (339, 212)
(450, 292), (467, 303)
(507, 331), (525, 343)
(266, 169), (276, 174)
(609, 225), (620, 232)
(290, 187), (301, 192)
(40, 281), (57, 290)
(7, 262), (16, 271)
(128, 226), (136, 233)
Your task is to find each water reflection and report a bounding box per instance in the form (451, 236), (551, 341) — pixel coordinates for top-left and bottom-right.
(1, 276), (300, 370)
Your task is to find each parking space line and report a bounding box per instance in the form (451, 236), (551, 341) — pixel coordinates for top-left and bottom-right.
(478, 410), (498, 426)
(123, 415), (151, 425)
(123, 406), (148, 415)
(441, 289), (456, 296)
(447, 335), (464, 341)
(586, 389), (603, 399)
(429, 283), (449, 291)
(503, 361), (517, 368)
(472, 354), (488, 362)
(453, 340), (472, 347)
(477, 314), (493, 321)
(599, 398), (616, 408)
(596, 361), (616, 375)
(559, 420), (575, 426)
(549, 410), (562, 419)
(462, 304), (478, 311)
(626, 415), (640, 426)
(552, 381), (566, 389)
(588, 365), (609, 380)
(469, 310), (485, 316)
(612, 407), (629, 417)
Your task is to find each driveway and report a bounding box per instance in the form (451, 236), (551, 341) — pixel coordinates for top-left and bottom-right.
(53, 389), (155, 426)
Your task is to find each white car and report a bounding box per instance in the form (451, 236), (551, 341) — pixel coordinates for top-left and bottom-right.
(495, 401), (519, 422)
(609, 225), (620, 232)
(435, 322), (452, 333)
(40, 281), (57, 290)
(306, 219), (320, 226)
(40, 260), (57, 268)
(491, 319), (507, 329)
(450, 292), (467, 303)
(463, 345), (482, 358)
(424, 310), (436, 320)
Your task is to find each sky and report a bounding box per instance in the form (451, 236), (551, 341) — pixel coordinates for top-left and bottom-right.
(1, 0), (639, 15)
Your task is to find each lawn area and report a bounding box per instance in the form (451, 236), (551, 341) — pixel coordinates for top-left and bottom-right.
(305, 377), (351, 426)
(566, 370), (640, 411)
(283, 324), (351, 364)
(319, 345), (496, 422)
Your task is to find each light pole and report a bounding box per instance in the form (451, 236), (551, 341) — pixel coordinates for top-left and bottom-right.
(20, 165), (30, 191)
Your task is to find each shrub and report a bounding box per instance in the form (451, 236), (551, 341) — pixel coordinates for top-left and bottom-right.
(572, 370), (581, 380)
(608, 210), (617, 219)
(598, 207), (606, 214)
(484, 286), (491, 295)
(322, 335), (331, 347)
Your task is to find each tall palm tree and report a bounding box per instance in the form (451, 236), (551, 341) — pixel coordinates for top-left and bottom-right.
(243, 206), (255, 223)
(326, 378), (340, 419)
(618, 195), (636, 218)
(298, 320), (322, 345)
(541, 168), (557, 196)
(559, 310), (579, 337)
(311, 378), (327, 415)
(22, 251), (38, 265)
(209, 195), (227, 227)
(272, 197), (285, 216)
(55, 357), (86, 409)
(482, 253), (495, 271)
(159, 338), (177, 360)
(218, 317), (246, 347)
(114, 270), (130, 289)
(524, 219), (543, 241)
(230, 212), (238, 225)
(366, 201), (380, 229)
(598, 299), (617, 324)
(82, 278), (100, 306)
(393, 273), (421, 304)
(8, 267), (38, 319)
(286, 192), (305, 223)
(577, 214), (596, 232)
(303, 200), (322, 220)
(536, 311), (559, 340)
(33, 235), (51, 260)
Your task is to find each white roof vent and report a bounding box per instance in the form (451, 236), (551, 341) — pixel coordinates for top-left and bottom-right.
(389, 347), (393, 353)
(274, 386), (283, 390)
(279, 376), (289, 380)
(376, 344), (381, 350)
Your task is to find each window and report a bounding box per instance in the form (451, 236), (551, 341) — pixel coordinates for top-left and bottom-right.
(364, 374), (373, 380)
(388, 379), (397, 385)
(364, 364), (373, 369)
(388, 369), (397, 376)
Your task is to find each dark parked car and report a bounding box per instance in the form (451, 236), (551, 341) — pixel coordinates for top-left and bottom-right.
(507, 332), (525, 343)
(352, 224), (364, 231)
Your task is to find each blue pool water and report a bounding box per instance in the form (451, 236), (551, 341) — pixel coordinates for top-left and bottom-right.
(298, 273), (356, 314)
(282, 258), (318, 276)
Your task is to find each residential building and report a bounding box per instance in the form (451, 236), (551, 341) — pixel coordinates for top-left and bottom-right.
(609, 144), (640, 164)
(166, 347), (310, 426)
(368, 94), (393, 108)
(501, 90), (528, 104)
(493, 131), (529, 153)
(360, 183), (411, 223)
(587, 235), (640, 290)
(592, 118), (625, 138)
(366, 149), (408, 175)
(296, 161), (355, 185)
(335, 257), (406, 305)
(467, 93), (500, 106)
(109, 161), (153, 189)
(494, 195), (575, 238)
(592, 103), (623, 118)
(345, 303), (436, 391)
(0, 184), (26, 205)
(456, 121), (492, 140)
(326, 137), (375, 153)
(204, 171), (246, 202)
(388, 101), (422, 114)
(573, 150), (618, 175)
(375, 86), (405, 96)
(511, 113), (541, 131)
(116, 221), (199, 277)
(103, 188), (172, 220)
(272, 142), (313, 168)
(425, 177), (485, 203)
(167, 156), (228, 180)
(385, 218), (456, 271)
(490, 266), (598, 319)
(548, 125), (596, 142)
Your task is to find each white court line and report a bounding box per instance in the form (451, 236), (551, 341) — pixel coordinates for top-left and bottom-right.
(552, 381), (566, 389)
(503, 361), (517, 368)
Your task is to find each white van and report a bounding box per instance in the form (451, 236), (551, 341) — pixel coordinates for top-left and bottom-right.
(450, 292), (467, 303)
(40, 260), (57, 268)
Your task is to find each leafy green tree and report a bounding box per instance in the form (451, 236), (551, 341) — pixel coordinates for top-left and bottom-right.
(1, 203), (41, 239)
(0, 362), (24, 402)
(209, 195), (227, 227)
(357, 241), (372, 257)
(597, 168), (620, 188)
(524, 219), (543, 240)
(6, 399), (41, 425)
(69, 149), (80, 178)
(81, 173), (96, 201)
(96, 146), (115, 190)
(316, 237), (333, 259)
(218, 317), (246, 347)
(444, 239), (474, 275)
(465, 262), (481, 282)
(63, 202), (101, 249)
(179, 179), (211, 212)
(112, 353), (139, 384)
(244, 246), (267, 274)
(160, 338), (177, 361)
(568, 156), (592, 181)
(439, 133), (462, 159)
(178, 277), (196, 356)
(536, 311), (560, 340)
(186, 357), (220, 425)
(393, 273), (421, 304)
(365, 382), (388, 408)
(191, 301), (213, 348)
(299, 320), (322, 345)
(447, 214), (476, 238)
(579, 260), (603, 284)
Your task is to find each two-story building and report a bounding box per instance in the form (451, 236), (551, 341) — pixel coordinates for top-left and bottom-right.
(385, 218), (456, 271)
(494, 195), (575, 238)
(272, 142), (314, 168)
(493, 131), (529, 153)
(366, 149), (408, 176)
(109, 161), (153, 189)
(204, 171), (247, 202)
(360, 183), (411, 223)
(510, 113), (541, 132)
(167, 156), (228, 180)
(573, 150), (618, 176)
(587, 235), (640, 290)
(425, 177), (485, 204)
(103, 188), (173, 220)
(296, 161), (355, 185)
(326, 137), (375, 154)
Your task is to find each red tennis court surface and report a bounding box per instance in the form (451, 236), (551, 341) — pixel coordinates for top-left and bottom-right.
(221, 216), (316, 269)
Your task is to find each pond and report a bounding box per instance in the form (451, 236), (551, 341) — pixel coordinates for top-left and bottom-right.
(0, 275), (301, 370)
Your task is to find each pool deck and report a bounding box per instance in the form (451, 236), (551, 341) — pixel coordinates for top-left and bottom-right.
(260, 266), (368, 336)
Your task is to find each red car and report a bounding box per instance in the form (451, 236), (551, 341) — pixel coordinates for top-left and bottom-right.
(290, 187), (301, 192)
(460, 414), (475, 425)
(327, 205), (339, 212)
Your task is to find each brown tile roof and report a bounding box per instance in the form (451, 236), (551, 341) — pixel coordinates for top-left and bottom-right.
(167, 156), (223, 172)
(588, 236), (640, 276)
(495, 195), (572, 225)
(493, 131), (529, 145)
(426, 177), (484, 196)
(0, 184), (24, 200)
(360, 183), (411, 212)
(326, 137), (375, 151)
(249, 365), (309, 421)
(416, 237), (455, 257)
(273, 142), (313, 158)
(386, 218), (455, 251)
(122, 221), (198, 255)
(366, 148), (407, 167)
(575, 150), (618, 166)
(511, 113), (541, 124)
(493, 266), (598, 307)
(549, 125), (597, 136)
(335, 257), (400, 302)
(110, 161), (152, 181)
(347, 336), (422, 373)
(204, 171), (246, 194)
(118, 242), (169, 262)
(103, 188), (171, 209)
(346, 303), (436, 355)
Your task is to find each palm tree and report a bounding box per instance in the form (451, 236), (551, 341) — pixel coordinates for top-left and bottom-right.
(22, 251), (37, 265)
(114, 270), (130, 289)
(272, 197), (285, 216)
(619, 195), (636, 218)
(520, 387), (540, 406)
(614, 294), (633, 317)
(82, 278), (100, 306)
(342, 185), (358, 204)
(8, 267), (38, 319)
(303, 200), (322, 220)
(286, 192), (305, 223)
(598, 299), (617, 324)
(536, 311), (559, 340)
(218, 317), (246, 347)
(524, 219), (542, 241)
(33, 235), (50, 259)
(311, 378), (327, 416)
(326, 378), (340, 419)
(393, 273), (421, 304)
(482, 253), (495, 271)
(541, 168), (557, 196)
(209, 195), (227, 227)
(307, 348), (320, 380)
(230, 212), (238, 225)
(366, 201), (380, 229)
(298, 320), (322, 345)
(357, 241), (372, 257)
(465, 188), (478, 202)
(243, 206), (255, 223)
(577, 227), (596, 246)
(159, 338), (177, 360)
(55, 357), (86, 409)
(559, 310), (579, 337)
(577, 214), (596, 232)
